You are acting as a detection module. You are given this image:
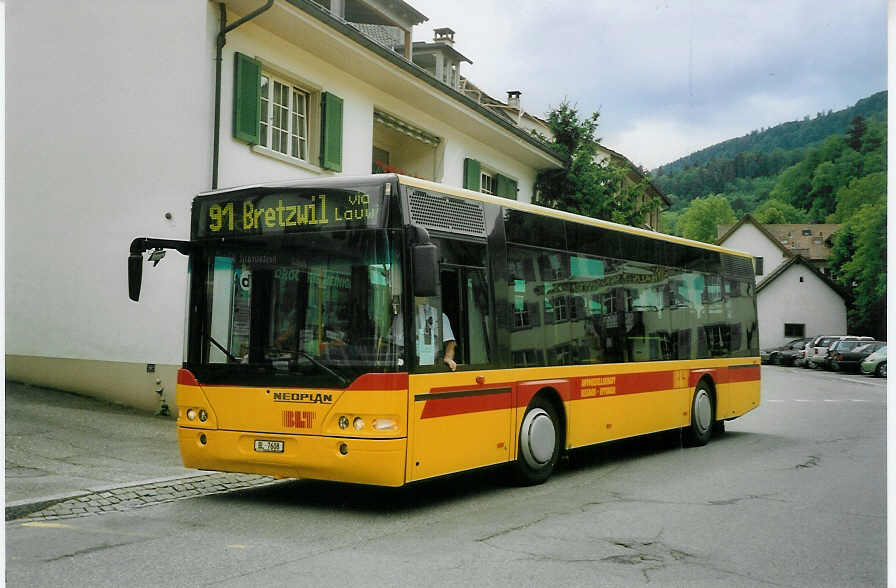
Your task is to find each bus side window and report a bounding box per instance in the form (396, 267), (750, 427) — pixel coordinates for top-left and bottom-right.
(464, 270), (491, 364)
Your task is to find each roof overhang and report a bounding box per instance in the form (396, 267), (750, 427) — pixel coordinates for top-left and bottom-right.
(344, 0), (427, 29)
(716, 215), (792, 257)
(412, 41), (473, 64)
(223, 0), (564, 170)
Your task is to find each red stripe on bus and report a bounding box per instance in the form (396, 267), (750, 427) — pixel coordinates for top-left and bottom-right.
(573, 370), (676, 401)
(420, 389), (513, 419)
(416, 366), (760, 419)
(177, 369), (201, 387)
(726, 365), (761, 383)
(689, 369), (718, 387)
(427, 382), (516, 395)
(346, 372), (409, 391)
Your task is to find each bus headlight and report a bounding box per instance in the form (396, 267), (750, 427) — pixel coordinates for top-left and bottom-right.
(353, 417), (365, 431)
(338, 416), (349, 429)
(373, 418), (397, 431)
(186, 408), (197, 421)
(198, 409), (208, 422)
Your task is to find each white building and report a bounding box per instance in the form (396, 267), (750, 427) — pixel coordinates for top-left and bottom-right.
(6, 0), (566, 411)
(716, 216), (847, 349)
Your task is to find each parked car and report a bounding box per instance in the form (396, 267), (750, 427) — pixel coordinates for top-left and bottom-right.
(829, 340), (886, 372)
(761, 337), (813, 365)
(860, 346), (887, 377)
(804, 335), (874, 369)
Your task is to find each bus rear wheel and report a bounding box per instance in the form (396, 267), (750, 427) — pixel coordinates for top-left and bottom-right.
(512, 397), (561, 485)
(684, 383), (714, 447)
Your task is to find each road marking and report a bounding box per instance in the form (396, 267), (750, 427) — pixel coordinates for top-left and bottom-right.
(765, 398), (880, 404)
(836, 376), (886, 387)
(21, 522), (74, 529)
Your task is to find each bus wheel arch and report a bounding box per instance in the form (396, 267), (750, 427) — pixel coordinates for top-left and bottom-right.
(684, 376), (716, 447)
(512, 389), (565, 485)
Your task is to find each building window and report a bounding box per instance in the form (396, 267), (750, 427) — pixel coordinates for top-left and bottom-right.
(550, 296), (569, 321)
(755, 256), (764, 276)
(260, 74), (309, 161)
(232, 53), (343, 171)
(784, 323), (805, 338)
(462, 158), (517, 199)
(480, 171), (496, 195)
(802, 229), (812, 236)
(513, 298), (530, 328)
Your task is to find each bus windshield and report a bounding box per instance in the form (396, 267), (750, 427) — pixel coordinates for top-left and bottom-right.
(189, 229), (404, 387)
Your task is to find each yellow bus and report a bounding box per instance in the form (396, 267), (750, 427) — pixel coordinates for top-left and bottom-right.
(128, 174), (760, 486)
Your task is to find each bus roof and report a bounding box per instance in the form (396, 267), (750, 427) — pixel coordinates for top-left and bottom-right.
(194, 173), (752, 260)
(397, 175), (753, 260)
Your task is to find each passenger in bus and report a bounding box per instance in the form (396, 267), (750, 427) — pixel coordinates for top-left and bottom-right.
(390, 304), (457, 371)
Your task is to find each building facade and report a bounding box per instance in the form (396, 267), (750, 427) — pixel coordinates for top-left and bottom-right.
(716, 216), (846, 348)
(7, 0), (567, 410)
(8, 0), (664, 411)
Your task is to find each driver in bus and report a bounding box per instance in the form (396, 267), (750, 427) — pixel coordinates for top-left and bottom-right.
(390, 303), (457, 371)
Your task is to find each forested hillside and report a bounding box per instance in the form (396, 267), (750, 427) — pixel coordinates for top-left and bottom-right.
(649, 91), (886, 338)
(657, 91), (886, 175)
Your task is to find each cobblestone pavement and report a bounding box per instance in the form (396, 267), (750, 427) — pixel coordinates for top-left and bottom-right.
(14, 473), (281, 521)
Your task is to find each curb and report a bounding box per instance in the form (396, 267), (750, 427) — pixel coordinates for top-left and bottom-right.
(5, 472), (209, 521)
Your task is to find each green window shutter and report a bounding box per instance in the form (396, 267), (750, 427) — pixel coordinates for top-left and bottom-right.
(496, 174), (518, 200)
(463, 158), (481, 191)
(233, 52), (261, 144)
(320, 92), (344, 172)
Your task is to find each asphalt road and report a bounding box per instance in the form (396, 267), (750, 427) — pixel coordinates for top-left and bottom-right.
(6, 366), (886, 587)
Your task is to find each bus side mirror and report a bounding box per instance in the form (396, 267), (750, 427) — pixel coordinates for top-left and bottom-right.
(128, 254), (143, 302)
(413, 242), (439, 297)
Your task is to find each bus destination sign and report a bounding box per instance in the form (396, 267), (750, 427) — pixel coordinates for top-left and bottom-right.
(196, 189), (385, 238)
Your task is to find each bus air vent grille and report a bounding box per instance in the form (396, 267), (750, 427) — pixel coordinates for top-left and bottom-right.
(721, 253), (755, 280)
(409, 190), (486, 237)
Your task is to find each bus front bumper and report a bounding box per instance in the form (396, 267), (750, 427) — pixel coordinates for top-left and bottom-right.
(178, 427), (407, 487)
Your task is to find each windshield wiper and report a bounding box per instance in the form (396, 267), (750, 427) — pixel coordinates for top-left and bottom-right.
(294, 350), (348, 387)
(205, 333), (240, 363)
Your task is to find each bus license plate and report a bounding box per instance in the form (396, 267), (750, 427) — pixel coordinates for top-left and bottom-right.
(254, 440), (284, 453)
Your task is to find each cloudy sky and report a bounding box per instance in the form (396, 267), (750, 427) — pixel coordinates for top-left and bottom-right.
(409, 1), (887, 170)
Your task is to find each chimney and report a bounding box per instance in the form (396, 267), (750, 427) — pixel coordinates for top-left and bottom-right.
(433, 27), (455, 44)
(507, 91), (522, 110)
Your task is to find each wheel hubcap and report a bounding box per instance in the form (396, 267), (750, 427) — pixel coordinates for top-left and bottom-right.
(694, 390), (712, 433)
(520, 408), (556, 467)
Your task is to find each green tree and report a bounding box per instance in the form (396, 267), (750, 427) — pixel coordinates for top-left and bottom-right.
(675, 194), (736, 243)
(752, 198), (810, 224)
(846, 115), (866, 150)
(807, 161), (841, 221)
(827, 172), (886, 223)
(769, 160), (813, 210)
(534, 101), (657, 226)
(659, 210), (680, 235)
(828, 201), (887, 338)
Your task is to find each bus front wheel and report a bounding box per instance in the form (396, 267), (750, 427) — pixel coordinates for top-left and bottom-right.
(512, 397), (561, 485)
(684, 383), (714, 447)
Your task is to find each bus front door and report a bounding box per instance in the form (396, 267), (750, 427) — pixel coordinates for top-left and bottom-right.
(409, 259), (510, 481)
